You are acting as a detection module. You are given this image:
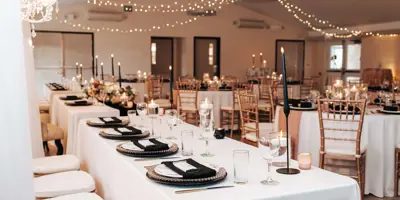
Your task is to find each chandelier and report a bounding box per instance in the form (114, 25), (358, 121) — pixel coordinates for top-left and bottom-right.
(21, 0), (59, 37)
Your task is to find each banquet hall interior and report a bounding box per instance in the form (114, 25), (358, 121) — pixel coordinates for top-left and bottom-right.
(6, 0), (400, 199)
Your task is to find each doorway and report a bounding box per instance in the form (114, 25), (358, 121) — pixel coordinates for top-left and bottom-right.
(150, 37), (174, 79)
(194, 37), (220, 79)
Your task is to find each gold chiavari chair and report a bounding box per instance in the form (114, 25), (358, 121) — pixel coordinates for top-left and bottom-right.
(260, 78), (275, 86)
(395, 147), (400, 197)
(177, 81), (199, 125)
(238, 92), (274, 147)
(145, 76), (171, 109)
(300, 78), (313, 99)
(258, 84), (275, 122)
(220, 85), (252, 138)
(179, 75), (196, 82)
(317, 98), (367, 199)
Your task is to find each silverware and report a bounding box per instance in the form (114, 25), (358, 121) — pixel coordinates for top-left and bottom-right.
(175, 185), (234, 194)
(135, 157), (181, 162)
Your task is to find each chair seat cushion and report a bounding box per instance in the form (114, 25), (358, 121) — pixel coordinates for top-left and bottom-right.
(244, 132), (257, 142)
(325, 142), (367, 156)
(258, 102), (272, 109)
(243, 122), (275, 142)
(180, 106), (197, 111)
(221, 105), (239, 111)
(34, 171), (95, 198)
(154, 99), (171, 108)
(39, 101), (50, 112)
(33, 155), (80, 175)
(47, 193), (103, 200)
(46, 124), (64, 141)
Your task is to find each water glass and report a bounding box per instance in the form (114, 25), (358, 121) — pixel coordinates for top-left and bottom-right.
(181, 130), (194, 156)
(136, 102), (147, 128)
(128, 110), (137, 126)
(233, 150), (249, 184)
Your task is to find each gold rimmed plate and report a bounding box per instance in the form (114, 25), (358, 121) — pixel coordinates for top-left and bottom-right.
(116, 140), (178, 157)
(100, 129), (150, 140)
(65, 101), (93, 106)
(86, 119), (129, 128)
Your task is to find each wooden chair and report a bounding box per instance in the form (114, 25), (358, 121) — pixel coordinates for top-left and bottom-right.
(145, 76), (171, 109)
(237, 92), (274, 147)
(300, 78), (313, 99)
(40, 113), (64, 155)
(177, 82), (199, 126)
(220, 85), (252, 138)
(258, 84), (275, 122)
(317, 98), (367, 200)
(395, 147), (400, 197)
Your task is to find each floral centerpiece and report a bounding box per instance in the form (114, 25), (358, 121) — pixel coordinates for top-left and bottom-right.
(84, 80), (136, 104)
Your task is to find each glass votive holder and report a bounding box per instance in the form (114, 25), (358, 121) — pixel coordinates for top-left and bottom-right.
(298, 153), (312, 170)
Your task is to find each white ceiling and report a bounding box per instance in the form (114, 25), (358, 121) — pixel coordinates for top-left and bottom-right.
(239, 0), (400, 29)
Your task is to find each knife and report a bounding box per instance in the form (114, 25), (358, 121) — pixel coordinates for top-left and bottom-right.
(175, 185), (234, 194)
(135, 157), (181, 162)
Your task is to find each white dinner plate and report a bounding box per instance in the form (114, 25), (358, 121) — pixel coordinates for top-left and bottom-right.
(289, 106), (317, 111)
(120, 139), (173, 151)
(154, 161), (219, 178)
(378, 109), (400, 115)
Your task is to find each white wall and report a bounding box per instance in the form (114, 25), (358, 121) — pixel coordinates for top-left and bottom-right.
(36, 2), (307, 80)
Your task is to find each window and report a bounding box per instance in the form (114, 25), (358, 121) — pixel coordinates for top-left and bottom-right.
(329, 45), (343, 69)
(151, 43), (156, 65)
(346, 44), (361, 70)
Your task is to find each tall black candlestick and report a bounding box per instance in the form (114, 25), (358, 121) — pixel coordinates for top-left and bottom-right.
(95, 56), (98, 78)
(276, 47), (300, 175)
(101, 62), (104, 80)
(111, 54), (115, 76)
(169, 66), (173, 105)
(118, 63), (122, 88)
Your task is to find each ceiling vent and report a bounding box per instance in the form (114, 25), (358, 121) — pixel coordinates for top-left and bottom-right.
(87, 10), (127, 22)
(233, 19), (266, 29)
(186, 9), (217, 16)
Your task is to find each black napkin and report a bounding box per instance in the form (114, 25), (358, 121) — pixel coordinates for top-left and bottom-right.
(114, 126), (142, 135)
(132, 138), (169, 151)
(292, 102), (312, 108)
(98, 117), (122, 124)
(374, 98), (381, 104)
(384, 105), (398, 111)
(162, 159), (217, 179)
(65, 95), (79, 100)
(74, 100), (88, 105)
(329, 104), (361, 113)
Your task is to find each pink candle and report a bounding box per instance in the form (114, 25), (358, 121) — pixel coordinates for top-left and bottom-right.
(298, 153), (312, 170)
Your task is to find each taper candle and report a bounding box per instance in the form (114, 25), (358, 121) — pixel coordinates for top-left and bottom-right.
(260, 53), (263, 64)
(252, 54), (255, 66)
(79, 64), (83, 78)
(118, 62), (122, 88)
(101, 62), (104, 80)
(95, 55), (98, 77)
(75, 62), (79, 75)
(111, 54), (114, 76)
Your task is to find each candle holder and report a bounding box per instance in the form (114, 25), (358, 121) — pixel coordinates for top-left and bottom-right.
(298, 153), (312, 170)
(148, 100), (159, 138)
(199, 99), (214, 157)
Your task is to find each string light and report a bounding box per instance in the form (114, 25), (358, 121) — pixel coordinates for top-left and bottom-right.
(59, 16), (200, 33)
(87, 0), (237, 13)
(278, 0), (399, 38)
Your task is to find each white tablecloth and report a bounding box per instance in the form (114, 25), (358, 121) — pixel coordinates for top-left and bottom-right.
(122, 82), (170, 102)
(51, 95), (119, 154)
(297, 110), (400, 197)
(75, 116), (360, 200)
(43, 85), (81, 103)
(252, 84), (301, 99)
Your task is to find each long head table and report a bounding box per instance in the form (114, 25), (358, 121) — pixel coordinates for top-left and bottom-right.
(75, 115), (360, 200)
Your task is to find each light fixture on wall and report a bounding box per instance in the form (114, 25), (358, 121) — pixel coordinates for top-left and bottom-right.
(21, 0), (59, 37)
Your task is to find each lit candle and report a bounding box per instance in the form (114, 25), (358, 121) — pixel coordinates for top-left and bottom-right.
(263, 60), (267, 68)
(84, 80), (88, 85)
(298, 153), (312, 170)
(101, 62), (104, 80)
(90, 77), (94, 83)
(111, 54), (114, 76)
(79, 64), (83, 81)
(350, 85), (358, 93)
(75, 62), (79, 75)
(118, 62), (122, 88)
(252, 54), (255, 65)
(169, 66), (173, 105)
(260, 53), (263, 64)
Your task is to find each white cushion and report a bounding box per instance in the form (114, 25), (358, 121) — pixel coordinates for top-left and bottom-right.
(243, 122), (275, 142)
(180, 106), (197, 111)
(221, 105), (239, 111)
(154, 99), (171, 108)
(34, 171), (95, 198)
(47, 193), (103, 200)
(33, 155), (80, 175)
(325, 141), (367, 156)
(258, 102), (272, 109)
(244, 132), (257, 142)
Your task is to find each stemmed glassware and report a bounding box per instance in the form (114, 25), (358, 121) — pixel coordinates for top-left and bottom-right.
(99, 89), (108, 106)
(136, 102), (147, 128)
(259, 132), (282, 185)
(165, 109), (179, 140)
(199, 99), (214, 157)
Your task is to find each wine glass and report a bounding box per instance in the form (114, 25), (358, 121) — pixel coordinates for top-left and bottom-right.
(199, 100), (214, 157)
(165, 109), (178, 140)
(259, 132), (281, 185)
(136, 102), (147, 128)
(99, 89), (108, 106)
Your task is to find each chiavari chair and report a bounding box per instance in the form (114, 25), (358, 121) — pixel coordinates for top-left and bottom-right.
(237, 92), (274, 147)
(395, 147), (400, 197)
(177, 81), (199, 125)
(220, 84), (251, 138)
(317, 98), (367, 199)
(258, 84), (275, 122)
(145, 76), (171, 109)
(300, 78), (313, 99)
(179, 75), (196, 82)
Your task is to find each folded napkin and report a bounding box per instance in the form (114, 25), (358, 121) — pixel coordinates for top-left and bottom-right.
(292, 102), (312, 108)
(162, 159), (217, 179)
(73, 100), (88, 105)
(329, 104), (361, 113)
(374, 98), (381, 104)
(384, 105), (398, 111)
(65, 95), (79, 100)
(132, 139), (169, 151)
(114, 126), (142, 135)
(98, 117), (122, 124)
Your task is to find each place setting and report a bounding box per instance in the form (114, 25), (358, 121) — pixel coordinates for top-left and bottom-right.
(87, 116), (130, 128)
(47, 83), (67, 91)
(59, 95), (84, 101)
(64, 99), (94, 106)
